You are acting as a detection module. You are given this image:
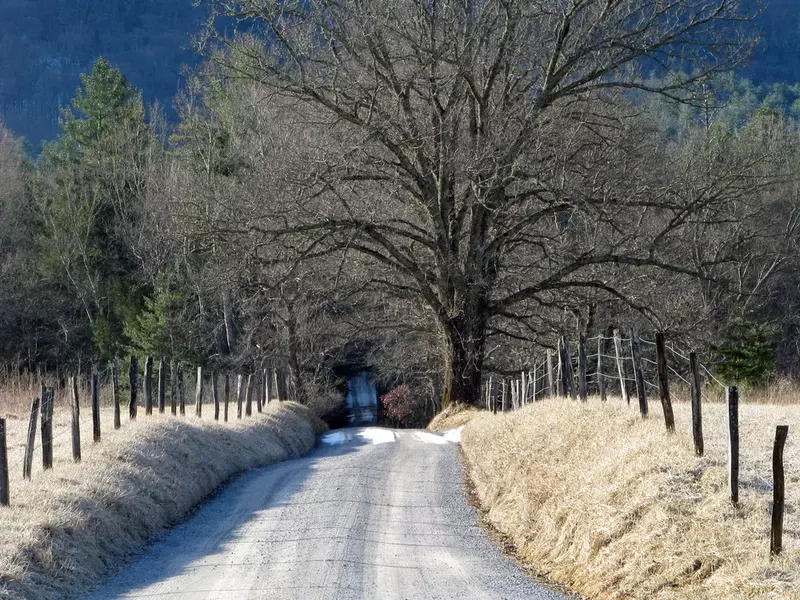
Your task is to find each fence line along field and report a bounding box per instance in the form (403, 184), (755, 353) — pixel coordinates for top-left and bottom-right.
(0, 360), (293, 494)
(457, 397), (798, 600)
(425, 328), (798, 599)
(0, 363), (321, 600)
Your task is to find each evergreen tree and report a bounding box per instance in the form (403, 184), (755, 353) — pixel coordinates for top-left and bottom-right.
(33, 58), (158, 363)
(713, 313), (777, 387)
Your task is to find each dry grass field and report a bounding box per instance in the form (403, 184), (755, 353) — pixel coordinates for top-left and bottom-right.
(0, 379), (319, 600)
(428, 403), (483, 431)
(460, 397), (799, 600)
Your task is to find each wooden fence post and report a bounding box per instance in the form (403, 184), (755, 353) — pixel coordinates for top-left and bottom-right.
(212, 372), (220, 421)
(144, 356), (153, 415)
(597, 335), (606, 402)
(655, 333), (675, 432)
(0, 419), (8, 506)
(256, 372), (263, 413)
(178, 365), (185, 416)
(224, 374), (230, 422)
(562, 337), (577, 400)
(195, 367), (203, 418)
(112, 358), (121, 430)
(689, 352), (704, 456)
(158, 357), (167, 414)
(521, 370), (527, 406)
(613, 329), (629, 405)
(246, 373), (255, 416)
(631, 331), (648, 417)
(510, 379), (518, 410)
(490, 375), (497, 414)
(532, 363), (538, 402)
(92, 369), (100, 443)
(771, 425), (789, 556)
(129, 357), (138, 420)
(727, 386), (739, 505)
(41, 387), (53, 470)
(501, 378), (507, 412)
(237, 374), (244, 419)
(70, 376), (81, 462)
(275, 367), (284, 401)
(170, 361), (177, 416)
(578, 333), (588, 401)
(22, 397), (39, 480)
(546, 350), (555, 398)
(556, 339), (564, 397)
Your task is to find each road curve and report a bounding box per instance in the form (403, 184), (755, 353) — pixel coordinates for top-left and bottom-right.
(86, 428), (570, 600)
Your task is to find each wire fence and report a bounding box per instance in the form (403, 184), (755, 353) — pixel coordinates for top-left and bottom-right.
(0, 359), (293, 506)
(481, 330), (726, 411)
(479, 329), (791, 556)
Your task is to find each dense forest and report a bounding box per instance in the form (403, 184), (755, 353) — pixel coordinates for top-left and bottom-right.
(0, 0), (799, 423)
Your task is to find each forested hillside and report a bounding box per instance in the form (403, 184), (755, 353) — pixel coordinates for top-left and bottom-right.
(0, 0), (797, 149)
(0, 0), (200, 149)
(749, 0), (800, 83)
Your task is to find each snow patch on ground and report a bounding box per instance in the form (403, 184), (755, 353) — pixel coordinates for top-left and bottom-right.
(320, 431), (354, 445)
(358, 428), (397, 445)
(320, 428), (397, 446)
(411, 428), (463, 445)
(322, 427), (461, 447)
(411, 431), (450, 445)
(442, 427), (463, 443)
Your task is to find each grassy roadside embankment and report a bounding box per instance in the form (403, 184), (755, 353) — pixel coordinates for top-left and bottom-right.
(0, 399), (322, 600)
(441, 399), (799, 600)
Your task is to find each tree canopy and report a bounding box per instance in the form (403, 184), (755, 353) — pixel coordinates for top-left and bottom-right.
(0, 4), (798, 418)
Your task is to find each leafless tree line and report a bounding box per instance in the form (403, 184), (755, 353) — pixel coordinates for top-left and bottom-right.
(0, 0), (798, 418)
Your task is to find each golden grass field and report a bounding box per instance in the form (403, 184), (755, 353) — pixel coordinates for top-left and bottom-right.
(456, 397), (799, 600)
(0, 378), (320, 600)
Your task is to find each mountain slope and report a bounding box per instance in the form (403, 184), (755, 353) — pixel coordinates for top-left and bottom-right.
(0, 0), (796, 150)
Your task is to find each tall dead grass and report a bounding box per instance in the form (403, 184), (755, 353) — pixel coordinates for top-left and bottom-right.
(462, 398), (800, 600)
(0, 400), (318, 600)
(428, 403), (484, 430)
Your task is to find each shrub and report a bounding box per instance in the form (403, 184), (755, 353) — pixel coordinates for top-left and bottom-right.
(381, 384), (430, 428)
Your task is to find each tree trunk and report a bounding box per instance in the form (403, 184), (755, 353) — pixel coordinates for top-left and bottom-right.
(441, 315), (485, 408)
(286, 308), (306, 403)
(222, 291), (236, 355)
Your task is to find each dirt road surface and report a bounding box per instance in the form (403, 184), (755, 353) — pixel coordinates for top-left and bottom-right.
(86, 427), (569, 600)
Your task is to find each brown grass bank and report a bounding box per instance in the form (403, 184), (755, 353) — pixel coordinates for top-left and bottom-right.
(461, 399), (800, 600)
(0, 401), (319, 600)
(428, 403), (484, 430)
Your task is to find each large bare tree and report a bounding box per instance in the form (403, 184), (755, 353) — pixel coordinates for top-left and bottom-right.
(201, 0), (761, 407)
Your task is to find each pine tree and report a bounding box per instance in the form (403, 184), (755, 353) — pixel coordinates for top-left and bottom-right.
(713, 313), (777, 387)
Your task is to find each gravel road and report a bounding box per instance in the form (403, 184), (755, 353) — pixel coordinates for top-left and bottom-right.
(86, 427), (569, 600)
